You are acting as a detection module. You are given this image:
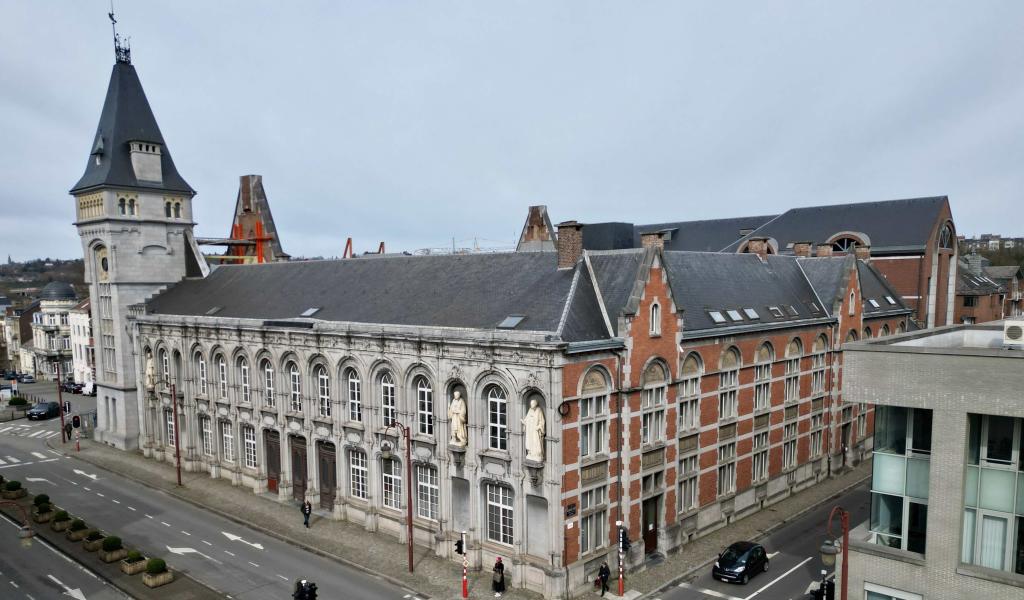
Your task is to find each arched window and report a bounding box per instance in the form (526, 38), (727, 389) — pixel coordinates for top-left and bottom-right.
(650, 301), (661, 336)
(784, 338), (802, 402)
(849, 291), (856, 316)
(811, 335), (828, 394)
(679, 353), (702, 431)
(128, 198), (136, 216)
(939, 223), (954, 249)
(579, 368), (610, 456)
(381, 456), (402, 509)
(718, 348), (740, 420)
(288, 362), (301, 412)
(159, 349), (170, 386)
(380, 372), (396, 426)
(118, 198), (126, 215)
(415, 376), (433, 436)
(881, 324), (891, 337)
(237, 357), (250, 403)
(261, 359), (275, 407)
(346, 368), (362, 422)
(195, 352), (207, 395)
(864, 326), (873, 339)
(832, 237), (860, 253)
(164, 202), (172, 218)
(315, 365), (330, 418)
(845, 330), (859, 344)
(754, 342), (773, 411)
(641, 361), (667, 443)
(486, 385), (507, 450)
(897, 321), (907, 334)
(216, 355), (227, 399)
(173, 202), (181, 218)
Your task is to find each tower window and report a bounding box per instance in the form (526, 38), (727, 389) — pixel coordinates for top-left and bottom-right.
(164, 202), (172, 218)
(118, 198), (126, 215)
(173, 202), (181, 218)
(128, 198), (137, 216)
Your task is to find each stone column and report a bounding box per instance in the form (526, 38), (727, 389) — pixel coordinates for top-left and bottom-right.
(278, 426), (292, 503)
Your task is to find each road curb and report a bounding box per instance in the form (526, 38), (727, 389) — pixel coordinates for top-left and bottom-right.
(46, 437), (430, 599)
(638, 470), (870, 599)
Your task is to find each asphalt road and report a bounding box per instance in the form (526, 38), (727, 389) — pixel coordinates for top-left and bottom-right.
(0, 416), (420, 600)
(650, 482), (870, 600)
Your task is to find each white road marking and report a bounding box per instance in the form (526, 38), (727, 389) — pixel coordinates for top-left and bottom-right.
(48, 450), (61, 456)
(166, 546), (222, 564)
(181, 531), (191, 536)
(0, 459), (6, 466)
(44, 431), (59, 438)
(145, 514), (154, 519)
(201, 540), (213, 546)
(30, 452), (47, 459)
(222, 531), (265, 550)
(83, 487), (91, 491)
(10, 581), (18, 588)
(27, 431), (44, 438)
(767, 551), (780, 559)
(5, 456), (19, 463)
(224, 550), (235, 557)
(248, 561), (259, 567)
(72, 469), (98, 480)
(0, 427), (12, 433)
(676, 583), (743, 600)
(161, 521), (171, 527)
(744, 556), (813, 600)
(127, 506), (136, 511)
(37, 458), (58, 463)
(95, 493), (105, 498)
(277, 574), (288, 581)
(111, 499), (120, 504)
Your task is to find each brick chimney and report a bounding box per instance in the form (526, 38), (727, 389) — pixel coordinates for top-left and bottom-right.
(854, 245), (872, 261)
(793, 241), (813, 258)
(816, 243), (834, 258)
(746, 237), (770, 261)
(640, 231), (665, 250)
(556, 221), (584, 269)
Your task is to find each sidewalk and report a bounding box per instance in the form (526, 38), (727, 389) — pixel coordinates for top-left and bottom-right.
(628, 463), (870, 598)
(49, 437), (544, 600)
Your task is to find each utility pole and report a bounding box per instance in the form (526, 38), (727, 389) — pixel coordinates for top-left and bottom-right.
(171, 382), (182, 486)
(56, 361), (67, 443)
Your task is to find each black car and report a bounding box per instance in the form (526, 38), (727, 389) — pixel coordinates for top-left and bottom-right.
(27, 402), (60, 420)
(60, 381), (78, 393)
(712, 541), (769, 584)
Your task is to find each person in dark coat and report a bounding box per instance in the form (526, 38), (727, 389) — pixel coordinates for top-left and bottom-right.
(598, 561), (611, 596)
(492, 556), (506, 596)
(302, 500), (312, 528)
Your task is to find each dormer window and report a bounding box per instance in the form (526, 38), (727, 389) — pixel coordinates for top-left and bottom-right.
(128, 140), (163, 183)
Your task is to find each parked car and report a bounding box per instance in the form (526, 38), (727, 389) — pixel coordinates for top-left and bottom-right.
(712, 541), (769, 584)
(60, 381), (77, 393)
(27, 401), (60, 420)
(3, 371), (18, 381)
(19, 374), (36, 384)
(82, 383), (96, 397)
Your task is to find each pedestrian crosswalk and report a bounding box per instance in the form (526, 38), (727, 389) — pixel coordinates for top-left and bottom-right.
(0, 423), (61, 439)
(0, 449), (63, 467)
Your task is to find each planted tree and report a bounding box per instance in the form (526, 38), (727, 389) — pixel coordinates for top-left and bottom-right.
(126, 549), (145, 563)
(53, 510), (70, 522)
(85, 530), (104, 541)
(33, 494), (50, 506)
(4, 480), (21, 491)
(146, 558), (167, 575)
(102, 536), (123, 552)
(69, 519), (87, 531)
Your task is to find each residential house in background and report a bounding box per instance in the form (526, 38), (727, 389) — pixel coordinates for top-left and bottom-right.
(955, 253), (1006, 324)
(983, 265), (1024, 318)
(69, 298), (94, 387)
(27, 281), (78, 380)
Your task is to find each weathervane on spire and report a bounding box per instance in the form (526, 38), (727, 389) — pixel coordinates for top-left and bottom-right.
(109, 2), (131, 64)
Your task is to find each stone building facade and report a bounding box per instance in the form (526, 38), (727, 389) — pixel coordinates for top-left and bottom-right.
(26, 282), (78, 380)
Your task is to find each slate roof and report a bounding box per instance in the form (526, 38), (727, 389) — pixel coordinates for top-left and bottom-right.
(71, 62), (193, 195)
(586, 250), (646, 335)
(39, 281), (77, 301)
(957, 260), (1005, 296)
(580, 215), (777, 252)
(147, 253), (588, 336)
(983, 265), (1022, 283)
(857, 261), (912, 317)
(796, 257), (851, 315)
(722, 197), (949, 254)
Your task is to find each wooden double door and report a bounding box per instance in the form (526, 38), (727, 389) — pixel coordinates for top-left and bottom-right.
(291, 435), (307, 502)
(265, 430), (281, 493)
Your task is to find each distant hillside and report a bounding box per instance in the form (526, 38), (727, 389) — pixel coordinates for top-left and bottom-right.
(960, 244), (1024, 269)
(0, 258), (85, 306)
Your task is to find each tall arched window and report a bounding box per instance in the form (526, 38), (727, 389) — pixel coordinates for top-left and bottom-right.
(288, 362), (301, 412)
(315, 365), (330, 418)
(650, 301), (661, 336)
(641, 361), (667, 443)
(164, 202), (172, 218)
(832, 237), (859, 253)
(864, 326), (873, 339)
(679, 354), (702, 432)
(939, 223), (954, 249)
(718, 348), (740, 420)
(579, 368), (610, 457)
(784, 338), (802, 403)
(881, 324), (891, 337)
(896, 321), (907, 334)
(128, 198), (137, 216)
(118, 198), (127, 215)
(811, 335), (827, 394)
(486, 385), (508, 450)
(216, 355), (227, 399)
(173, 202), (181, 218)
(261, 359), (275, 407)
(380, 372), (396, 426)
(754, 342), (773, 411)
(845, 330), (859, 344)
(159, 349), (170, 386)
(415, 376), (433, 436)
(346, 368), (362, 422)
(237, 357), (250, 403)
(195, 352), (208, 395)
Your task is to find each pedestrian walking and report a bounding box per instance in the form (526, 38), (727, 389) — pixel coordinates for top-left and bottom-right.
(598, 561), (611, 596)
(302, 500), (312, 528)
(492, 556), (506, 597)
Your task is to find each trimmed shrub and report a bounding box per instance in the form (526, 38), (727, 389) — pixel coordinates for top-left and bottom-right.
(126, 549), (145, 563)
(69, 519), (87, 531)
(33, 494), (50, 506)
(102, 536), (123, 552)
(85, 530), (103, 541)
(54, 510), (70, 522)
(146, 558), (167, 575)
(8, 397), (27, 406)
(4, 480), (21, 491)
(36, 502), (51, 513)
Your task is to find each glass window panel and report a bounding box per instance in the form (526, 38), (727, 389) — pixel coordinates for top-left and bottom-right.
(1017, 476), (1024, 515)
(866, 593), (892, 600)
(967, 414), (981, 465)
(875, 406), (907, 454)
(986, 416), (1015, 464)
(1016, 517), (1024, 575)
(962, 509), (976, 564)
(872, 453), (907, 496)
(870, 493), (903, 537)
(979, 515), (1007, 570)
(907, 502), (928, 554)
(980, 467), (1016, 513)
(906, 457), (930, 499)
(910, 409), (932, 454)
(964, 466), (979, 507)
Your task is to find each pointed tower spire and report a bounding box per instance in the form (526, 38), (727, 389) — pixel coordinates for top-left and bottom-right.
(108, 5), (131, 64)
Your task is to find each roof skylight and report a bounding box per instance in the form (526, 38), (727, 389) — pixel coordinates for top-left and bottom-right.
(497, 315), (526, 329)
(885, 296), (896, 305)
(709, 311), (727, 324)
(726, 310), (744, 322)
(868, 299), (880, 308)
(743, 308), (759, 319)
(786, 305), (799, 317)
(205, 306), (222, 316)
(300, 307), (321, 317)
(768, 306), (784, 318)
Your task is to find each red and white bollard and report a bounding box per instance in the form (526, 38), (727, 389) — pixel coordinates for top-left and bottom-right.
(75, 429), (80, 452)
(462, 557), (469, 598)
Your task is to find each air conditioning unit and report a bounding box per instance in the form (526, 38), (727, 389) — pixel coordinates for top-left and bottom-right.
(1004, 320), (1024, 347)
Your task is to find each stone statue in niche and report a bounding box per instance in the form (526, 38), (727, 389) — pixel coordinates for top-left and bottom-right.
(522, 397), (546, 462)
(448, 390), (468, 447)
(144, 353), (156, 392)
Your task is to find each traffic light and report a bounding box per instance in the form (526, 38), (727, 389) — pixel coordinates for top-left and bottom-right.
(454, 539), (464, 555)
(304, 582), (317, 600)
(72, 415), (81, 428)
(619, 527), (631, 553)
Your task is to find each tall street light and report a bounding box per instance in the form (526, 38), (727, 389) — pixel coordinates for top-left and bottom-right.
(820, 505), (850, 600)
(0, 501), (35, 548)
(381, 420), (414, 573)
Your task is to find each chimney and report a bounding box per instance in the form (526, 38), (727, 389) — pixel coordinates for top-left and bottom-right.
(556, 221), (584, 269)
(746, 237), (770, 261)
(816, 243), (834, 258)
(640, 231), (665, 250)
(516, 205), (556, 252)
(966, 250), (984, 275)
(793, 241), (813, 258)
(854, 245), (872, 261)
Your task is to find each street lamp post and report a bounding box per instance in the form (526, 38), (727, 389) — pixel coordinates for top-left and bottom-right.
(170, 382), (182, 487)
(0, 501), (35, 548)
(56, 360), (67, 443)
(819, 505), (850, 600)
(381, 421), (414, 573)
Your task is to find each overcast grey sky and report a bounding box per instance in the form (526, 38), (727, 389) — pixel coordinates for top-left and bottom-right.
(2, 1), (1023, 261)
